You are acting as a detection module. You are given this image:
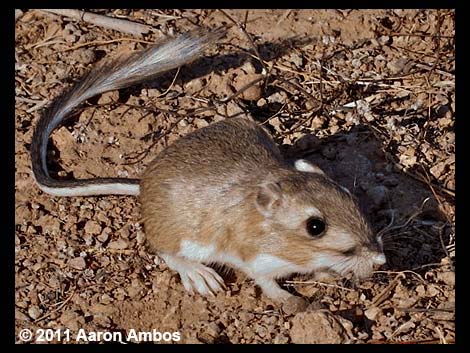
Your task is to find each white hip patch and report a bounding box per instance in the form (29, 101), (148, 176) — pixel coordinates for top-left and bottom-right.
(248, 253), (300, 278)
(294, 159), (324, 175)
(178, 240), (245, 268)
(178, 240), (217, 262)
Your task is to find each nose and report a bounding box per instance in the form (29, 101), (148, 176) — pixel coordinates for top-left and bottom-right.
(372, 252), (386, 269)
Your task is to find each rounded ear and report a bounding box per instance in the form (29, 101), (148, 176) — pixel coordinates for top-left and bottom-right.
(255, 182), (283, 217)
(294, 159), (325, 175)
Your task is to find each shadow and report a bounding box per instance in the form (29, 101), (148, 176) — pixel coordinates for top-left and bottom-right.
(278, 123), (451, 273)
(119, 35), (316, 100)
(45, 35), (318, 178)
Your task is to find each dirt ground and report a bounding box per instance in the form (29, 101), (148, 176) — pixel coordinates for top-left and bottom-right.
(15, 9), (455, 344)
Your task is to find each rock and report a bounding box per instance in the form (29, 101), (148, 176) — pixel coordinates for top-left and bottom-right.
(16, 309), (30, 322)
(366, 185), (389, 206)
(416, 284), (426, 297)
(427, 284), (440, 296)
(306, 300), (326, 311)
(364, 306), (381, 321)
(100, 294), (113, 305)
(233, 73), (263, 101)
(78, 49), (96, 65)
(59, 310), (85, 331)
(294, 134), (321, 152)
(430, 162), (447, 179)
(240, 61), (257, 74)
(273, 333), (290, 344)
(27, 305), (42, 320)
(290, 310), (351, 344)
(90, 303), (116, 316)
(135, 230), (146, 245)
(378, 35), (391, 45)
(185, 78), (205, 93)
(239, 311), (255, 322)
(98, 91), (119, 105)
(68, 256), (86, 270)
(108, 238), (129, 250)
(84, 220), (102, 235)
(282, 296), (309, 316)
(267, 91), (288, 104)
(51, 127), (78, 159)
(97, 227), (112, 243)
(15, 204), (32, 224)
(119, 225), (130, 239)
(311, 115), (326, 130)
(206, 322), (221, 337)
(257, 98), (267, 107)
(255, 325), (268, 338)
(436, 271), (455, 286)
(387, 58), (410, 75)
(288, 52), (304, 67)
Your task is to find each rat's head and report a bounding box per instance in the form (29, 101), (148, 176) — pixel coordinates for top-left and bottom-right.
(254, 159), (386, 280)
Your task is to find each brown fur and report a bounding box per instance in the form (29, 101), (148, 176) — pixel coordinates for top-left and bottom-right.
(141, 118), (279, 259)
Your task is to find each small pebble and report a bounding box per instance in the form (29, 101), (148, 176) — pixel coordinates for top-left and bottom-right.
(68, 256), (86, 270)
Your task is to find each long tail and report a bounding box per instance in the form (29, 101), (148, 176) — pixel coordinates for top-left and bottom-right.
(30, 28), (224, 197)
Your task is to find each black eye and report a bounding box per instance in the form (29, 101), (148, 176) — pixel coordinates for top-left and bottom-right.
(306, 217), (326, 237)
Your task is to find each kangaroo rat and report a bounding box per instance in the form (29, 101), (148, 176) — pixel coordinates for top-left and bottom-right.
(30, 28), (386, 301)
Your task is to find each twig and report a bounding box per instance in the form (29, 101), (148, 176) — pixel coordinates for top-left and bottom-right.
(39, 9), (154, 36)
(388, 32), (453, 39)
(17, 97), (49, 113)
(418, 164), (454, 221)
(273, 77), (318, 106)
(30, 39), (67, 50)
(373, 270), (426, 284)
(277, 10), (292, 25)
(122, 106), (216, 165)
(218, 10), (268, 75)
(397, 307), (454, 313)
(260, 103), (288, 125)
(34, 287), (76, 323)
(411, 262), (447, 271)
(284, 279), (355, 292)
(368, 338), (455, 344)
(26, 100), (49, 113)
(16, 97), (45, 104)
(64, 38), (154, 52)
(155, 67), (180, 98)
(435, 326), (448, 344)
(218, 76), (265, 104)
(150, 10), (184, 20)
(339, 93), (385, 111)
(414, 63), (454, 79)
(425, 11), (444, 82)
(390, 319), (416, 339)
(371, 273), (404, 306)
